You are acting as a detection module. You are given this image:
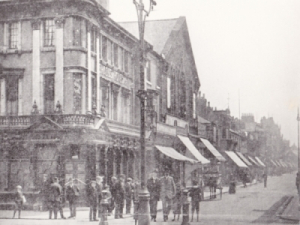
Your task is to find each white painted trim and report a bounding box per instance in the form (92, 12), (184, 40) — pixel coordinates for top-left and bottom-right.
(18, 78), (23, 115)
(87, 31), (92, 112)
(55, 26), (64, 110)
(96, 35), (100, 112)
(0, 79), (6, 116)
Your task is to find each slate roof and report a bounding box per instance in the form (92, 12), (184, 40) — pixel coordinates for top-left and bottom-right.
(119, 18), (181, 54)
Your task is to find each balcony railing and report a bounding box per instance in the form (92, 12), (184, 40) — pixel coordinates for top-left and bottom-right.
(0, 114), (96, 127)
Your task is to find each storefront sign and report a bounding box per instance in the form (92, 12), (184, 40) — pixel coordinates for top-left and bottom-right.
(100, 65), (132, 88)
(156, 123), (176, 136)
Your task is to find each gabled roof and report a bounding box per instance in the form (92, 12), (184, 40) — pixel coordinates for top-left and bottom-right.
(119, 18), (178, 54)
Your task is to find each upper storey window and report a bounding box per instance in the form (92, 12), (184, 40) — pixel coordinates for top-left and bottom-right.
(8, 22), (19, 49)
(101, 36), (107, 61)
(73, 17), (84, 47)
(90, 27), (97, 52)
(44, 19), (55, 47)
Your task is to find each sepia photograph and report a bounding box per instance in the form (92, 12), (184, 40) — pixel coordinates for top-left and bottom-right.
(0, 0), (299, 224)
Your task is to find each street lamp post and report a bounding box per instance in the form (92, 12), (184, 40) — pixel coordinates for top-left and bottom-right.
(133, 1), (156, 225)
(297, 108), (300, 174)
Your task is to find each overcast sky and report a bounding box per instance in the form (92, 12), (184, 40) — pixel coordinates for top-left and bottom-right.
(109, 0), (300, 146)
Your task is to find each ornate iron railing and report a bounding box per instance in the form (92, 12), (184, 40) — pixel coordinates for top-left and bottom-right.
(0, 114), (96, 127)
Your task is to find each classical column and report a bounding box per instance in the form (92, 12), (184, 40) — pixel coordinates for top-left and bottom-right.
(32, 20), (41, 110)
(87, 25), (92, 112)
(96, 33), (100, 112)
(55, 17), (65, 110)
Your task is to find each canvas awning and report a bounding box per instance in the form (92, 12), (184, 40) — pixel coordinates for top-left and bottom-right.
(248, 156), (260, 166)
(236, 152), (252, 166)
(177, 135), (210, 164)
(200, 138), (226, 162)
(225, 151), (248, 168)
(255, 157), (266, 167)
(155, 145), (197, 164)
(270, 160), (278, 167)
(274, 160), (282, 167)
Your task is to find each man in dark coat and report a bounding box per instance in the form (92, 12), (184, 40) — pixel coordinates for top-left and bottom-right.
(87, 180), (98, 221)
(66, 178), (80, 218)
(49, 177), (65, 219)
(125, 177), (133, 214)
(147, 172), (160, 222)
(109, 176), (117, 214)
(114, 174), (125, 219)
(40, 174), (51, 211)
(189, 180), (201, 222)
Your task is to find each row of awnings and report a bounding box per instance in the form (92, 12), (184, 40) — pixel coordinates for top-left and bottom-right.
(155, 135), (225, 165)
(225, 151), (266, 168)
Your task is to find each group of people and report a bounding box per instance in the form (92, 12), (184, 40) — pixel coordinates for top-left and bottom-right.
(12, 170), (203, 222)
(147, 170), (202, 222)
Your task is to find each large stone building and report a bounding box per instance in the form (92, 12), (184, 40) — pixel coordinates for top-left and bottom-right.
(0, 0), (207, 207)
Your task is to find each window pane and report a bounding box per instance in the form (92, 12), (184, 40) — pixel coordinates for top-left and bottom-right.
(107, 40), (111, 64)
(9, 22), (18, 49)
(6, 76), (19, 115)
(113, 43), (118, 67)
(44, 19), (55, 47)
(44, 74), (54, 114)
(91, 76), (97, 108)
(73, 73), (82, 113)
(101, 84), (109, 118)
(73, 17), (82, 46)
(102, 36), (107, 61)
(119, 47), (123, 71)
(124, 51), (128, 73)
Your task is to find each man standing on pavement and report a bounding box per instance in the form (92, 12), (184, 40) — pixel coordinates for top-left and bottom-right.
(96, 176), (103, 218)
(147, 172), (160, 222)
(49, 177), (65, 219)
(87, 180), (98, 221)
(114, 174), (125, 219)
(40, 174), (50, 211)
(159, 170), (176, 222)
(109, 176), (117, 215)
(263, 170), (268, 188)
(125, 177), (133, 214)
(66, 178), (80, 219)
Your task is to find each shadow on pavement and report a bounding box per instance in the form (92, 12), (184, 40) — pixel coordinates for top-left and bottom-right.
(252, 195), (290, 224)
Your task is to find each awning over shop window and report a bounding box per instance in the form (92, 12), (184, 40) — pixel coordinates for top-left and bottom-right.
(177, 135), (210, 164)
(224, 151), (248, 168)
(248, 156), (260, 166)
(270, 160), (278, 167)
(255, 157), (266, 167)
(200, 138), (226, 162)
(274, 160), (282, 167)
(236, 152), (252, 166)
(279, 160), (287, 167)
(155, 145), (197, 164)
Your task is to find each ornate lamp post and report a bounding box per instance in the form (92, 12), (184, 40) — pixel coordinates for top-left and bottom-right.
(133, 1), (157, 225)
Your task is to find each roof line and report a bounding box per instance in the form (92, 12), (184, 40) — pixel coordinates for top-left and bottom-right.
(118, 17), (181, 24)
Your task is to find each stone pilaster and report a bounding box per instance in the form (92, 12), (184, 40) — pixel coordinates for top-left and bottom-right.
(55, 17), (65, 111)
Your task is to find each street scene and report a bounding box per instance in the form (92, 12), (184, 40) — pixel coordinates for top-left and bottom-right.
(0, 172), (298, 225)
(0, 0), (300, 225)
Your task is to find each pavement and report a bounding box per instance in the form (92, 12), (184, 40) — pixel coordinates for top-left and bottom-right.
(280, 195), (300, 222)
(0, 173), (297, 225)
